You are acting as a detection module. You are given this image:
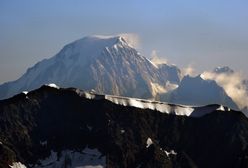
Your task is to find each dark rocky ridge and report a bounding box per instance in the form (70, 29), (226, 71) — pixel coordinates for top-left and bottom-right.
(0, 86), (248, 168)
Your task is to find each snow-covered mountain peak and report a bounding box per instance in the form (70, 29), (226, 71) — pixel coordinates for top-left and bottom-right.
(0, 34), (182, 100)
(52, 34), (137, 71)
(76, 35), (129, 48)
(59, 35), (128, 58)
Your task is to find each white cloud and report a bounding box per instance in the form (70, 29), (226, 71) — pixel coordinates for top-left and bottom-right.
(118, 33), (140, 48)
(182, 64), (197, 77)
(150, 81), (178, 98)
(202, 71), (248, 109)
(150, 50), (168, 65)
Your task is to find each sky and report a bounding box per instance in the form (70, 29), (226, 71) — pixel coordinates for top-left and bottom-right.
(0, 0), (248, 84)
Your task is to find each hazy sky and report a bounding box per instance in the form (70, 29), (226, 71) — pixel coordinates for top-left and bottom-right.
(0, 0), (248, 84)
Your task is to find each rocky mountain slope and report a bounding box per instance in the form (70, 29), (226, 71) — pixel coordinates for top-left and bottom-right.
(1, 85), (248, 168)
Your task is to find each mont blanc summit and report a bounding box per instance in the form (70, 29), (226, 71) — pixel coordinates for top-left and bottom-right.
(0, 35), (181, 100)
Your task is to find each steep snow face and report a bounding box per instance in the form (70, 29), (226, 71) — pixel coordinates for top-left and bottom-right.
(0, 35), (181, 100)
(104, 94), (195, 116)
(161, 75), (239, 110)
(32, 147), (105, 168)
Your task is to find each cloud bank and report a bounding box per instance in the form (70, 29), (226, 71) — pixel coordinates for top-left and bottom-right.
(150, 50), (168, 65)
(202, 70), (248, 110)
(182, 64), (197, 77)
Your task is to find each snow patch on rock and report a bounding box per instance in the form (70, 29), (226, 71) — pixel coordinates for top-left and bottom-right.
(22, 91), (28, 95)
(217, 105), (225, 111)
(46, 83), (60, 89)
(146, 138), (153, 148)
(76, 89), (96, 99)
(9, 162), (26, 168)
(164, 149), (177, 157)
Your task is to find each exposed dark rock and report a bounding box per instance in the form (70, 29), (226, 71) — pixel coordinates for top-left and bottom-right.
(0, 86), (248, 168)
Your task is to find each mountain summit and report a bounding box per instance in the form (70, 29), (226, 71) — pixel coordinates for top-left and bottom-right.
(0, 35), (181, 100)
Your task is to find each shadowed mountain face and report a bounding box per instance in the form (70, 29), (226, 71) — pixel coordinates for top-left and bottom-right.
(1, 86), (248, 168)
(161, 75), (239, 110)
(0, 35), (181, 100)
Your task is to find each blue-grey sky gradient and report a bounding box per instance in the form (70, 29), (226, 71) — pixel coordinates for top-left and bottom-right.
(0, 0), (248, 83)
